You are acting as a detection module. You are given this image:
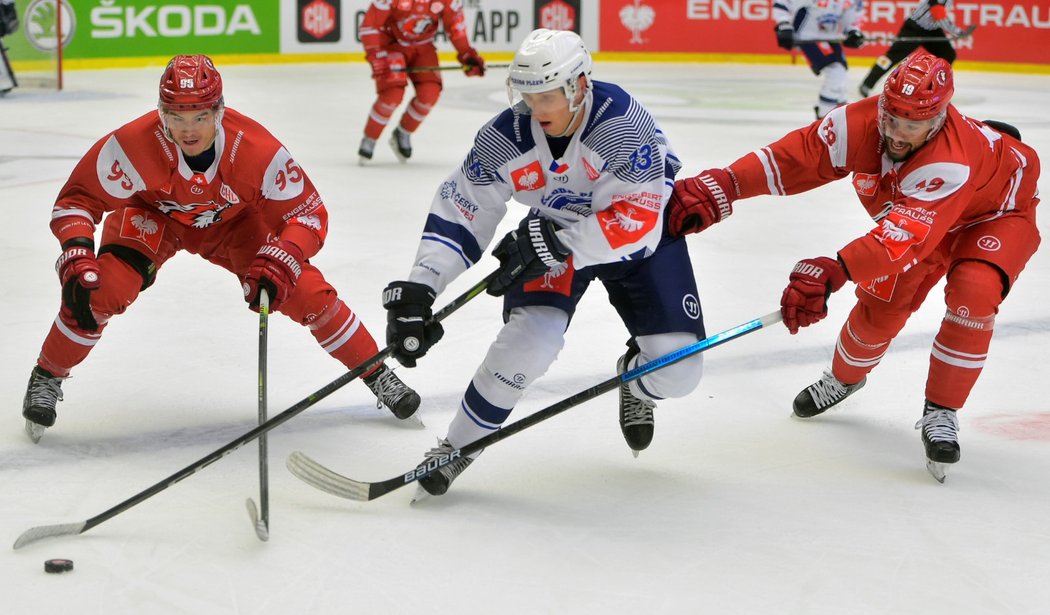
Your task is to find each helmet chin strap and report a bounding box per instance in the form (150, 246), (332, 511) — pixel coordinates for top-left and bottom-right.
(553, 87), (592, 138)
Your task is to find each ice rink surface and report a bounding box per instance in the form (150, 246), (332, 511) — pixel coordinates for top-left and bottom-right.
(1, 60), (1049, 614)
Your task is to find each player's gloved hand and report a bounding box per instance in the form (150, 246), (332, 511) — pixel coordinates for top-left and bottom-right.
(488, 217), (570, 297)
(242, 239), (303, 312)
(383, 281), (444, 368)
(457, 48), (486, 77)
(668, 168), (736, 237)
(56, 238), (101, 331)
(368, 51), (391, 78)
(774, 22), (795, 50)
(780, 256), (849, 335)
(843, 29), (865, 48)
(930, 5), (961, 35)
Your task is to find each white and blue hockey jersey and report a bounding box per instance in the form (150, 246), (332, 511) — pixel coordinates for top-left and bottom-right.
(407, 80), (681, 294)
(773, 0), (864, 40)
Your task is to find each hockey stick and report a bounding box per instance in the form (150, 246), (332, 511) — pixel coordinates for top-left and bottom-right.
(286, 311), (784, 502)
(795, 24), (976, 46)
(12, 271), (497, 550)
(392, 63), (511, 73)
(245, 288), (270, 541)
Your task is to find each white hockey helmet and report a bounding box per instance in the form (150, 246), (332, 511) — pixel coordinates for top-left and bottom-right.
(507, 29), (592, 113)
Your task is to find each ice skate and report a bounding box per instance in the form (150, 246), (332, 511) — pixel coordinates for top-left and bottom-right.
(413, 438), (475, 498)
(363, 364), (421, 422)
(389, 126), (412, 162)
(915, 401), (960, 483)
(358, 136), (376, 165)
(792, 370), (866, 418)
(618, 348), (656, 457)
(22, 366), (63, 444)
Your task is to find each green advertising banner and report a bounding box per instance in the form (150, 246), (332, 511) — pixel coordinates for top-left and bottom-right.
(9, 0), (279, 63)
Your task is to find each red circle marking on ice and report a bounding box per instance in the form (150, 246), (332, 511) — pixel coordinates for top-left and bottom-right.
(971, 412), (1050, 441)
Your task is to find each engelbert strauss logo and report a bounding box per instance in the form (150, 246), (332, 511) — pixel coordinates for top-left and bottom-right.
(619, 0), (654, 45)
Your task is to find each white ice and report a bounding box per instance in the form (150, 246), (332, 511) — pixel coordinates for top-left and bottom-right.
(2, 62), (1049, 614)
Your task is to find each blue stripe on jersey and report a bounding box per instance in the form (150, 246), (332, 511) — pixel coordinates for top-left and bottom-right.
(462, 381), (512, 429)
(472, 109), (535, 184)
(420, 213), (483, 267)
(582, 82), (665, 185)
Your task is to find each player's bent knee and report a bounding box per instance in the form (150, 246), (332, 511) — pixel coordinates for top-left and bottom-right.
(89, 253), (147, 316)
(945, 260), (1005, 317)
(636, 332), (704, 399)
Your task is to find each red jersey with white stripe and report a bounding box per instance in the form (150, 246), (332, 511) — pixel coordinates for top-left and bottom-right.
(49, 108), (328, 258)
(728, 96), (1040, 283)
(360, 0), (470, 52)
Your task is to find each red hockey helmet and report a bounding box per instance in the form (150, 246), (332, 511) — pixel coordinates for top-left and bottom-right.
(880, 52), (954, 120)
(159, 54), (224, 112)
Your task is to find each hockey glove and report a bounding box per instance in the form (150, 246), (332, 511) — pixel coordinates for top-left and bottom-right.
(383, 281), (444, 368)
(457, 48), (486, 77)
(56, 238), (101, 331)
(488, 217), (570, 297)
(242, 240), (304, 312)
(368, 51), (391, 78)
(843, 29), (865, 48)
(780, 256), (849, 335)
(775, 22), (795, 50)
(668, 168), (736, 237)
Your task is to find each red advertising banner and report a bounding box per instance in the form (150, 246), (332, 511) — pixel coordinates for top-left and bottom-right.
(601, 0), (1050, 65)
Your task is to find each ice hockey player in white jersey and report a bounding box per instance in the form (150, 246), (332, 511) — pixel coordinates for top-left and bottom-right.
(773, 0), (866, 118)
(381, 28), (708, 496)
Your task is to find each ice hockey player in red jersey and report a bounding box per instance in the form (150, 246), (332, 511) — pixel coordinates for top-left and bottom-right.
(667, 52), (1041, 481)
(357, 0), (486, 164)
(21, 54), (420, 443)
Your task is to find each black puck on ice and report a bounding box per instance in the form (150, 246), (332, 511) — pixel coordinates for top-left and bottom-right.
(44, 559), (74, 573)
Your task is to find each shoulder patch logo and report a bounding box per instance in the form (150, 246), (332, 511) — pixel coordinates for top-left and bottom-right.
(852, 173), (878, 197)
(511, 160), (546, 191)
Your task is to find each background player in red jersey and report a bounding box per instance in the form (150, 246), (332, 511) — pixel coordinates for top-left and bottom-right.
(667, 52), (1041, 481)
(357, 0), (486, 164)
(21, 54), (420, 443)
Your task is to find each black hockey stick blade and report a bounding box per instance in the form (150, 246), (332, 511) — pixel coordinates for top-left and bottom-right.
(392, 63), (511, 73)
(287, 311), (783, 502)
(12, 271), (496, 550)
(246, 288), (271, 542)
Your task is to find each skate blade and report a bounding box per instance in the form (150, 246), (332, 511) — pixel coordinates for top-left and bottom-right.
(24, 420), (45, 444)
(925, 459), (950, 483)
(410, 485), (432, 505)
(400, 413), (425, 429)
(631, 449), (640, 459)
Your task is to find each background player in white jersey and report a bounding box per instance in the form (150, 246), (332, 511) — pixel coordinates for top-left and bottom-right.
(858, 0), (969, 97)
(381, 29), (707, 496)
(773, 0), (866, 119)
(0, 0), (17, 96)
(667, 52), (1040, 481)
(21, 55), (420, 443)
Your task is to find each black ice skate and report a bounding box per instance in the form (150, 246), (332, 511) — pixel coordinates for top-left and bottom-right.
(415, 438), (475, 498)
(363, 364), (421, 421)
(358, 136), (375, 165)
(389, 126), (412, 162)
(915, 401), (960, 483)
(792, 370), (866, 418)
(22, 366), (63, 443)
(618, 346), (656, 456)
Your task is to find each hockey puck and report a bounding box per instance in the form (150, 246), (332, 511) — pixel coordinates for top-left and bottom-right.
(44, 559), (74, 573)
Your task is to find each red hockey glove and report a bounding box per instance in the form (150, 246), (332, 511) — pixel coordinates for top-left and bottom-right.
(780, 256), (849, 335)
(488, 217), (570, 297)
(383, 281), (444, 368)
(243, 240), (304, 312)
(457, 48), (486, 77)
(56, 238), (101, 331)
(668, 168), (736, 237)
(368, 51), (391, 78)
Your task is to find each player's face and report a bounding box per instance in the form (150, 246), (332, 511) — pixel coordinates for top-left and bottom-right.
(880, 112), (936, 161)
(521, 81), (586, 136)
(164, 108), (218, 157)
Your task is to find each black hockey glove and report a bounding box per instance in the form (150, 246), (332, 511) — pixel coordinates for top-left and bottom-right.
(383, 281), (444, 368)
(843, 29), (865, 48)
(774, 22), (795, 50)
(487, 217), (570, 297)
